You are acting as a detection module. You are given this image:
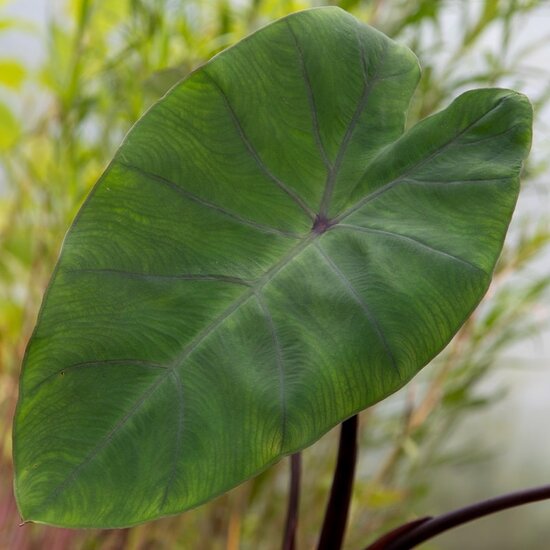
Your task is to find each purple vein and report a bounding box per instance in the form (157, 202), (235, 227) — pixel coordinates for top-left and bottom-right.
(285, 19), (332, 172)
(314, 242), (399, 376)
(256, 292), (287, 453)
(118, 161), (300, 238)
(203, 71), (316, 221)
(317, 36), (389, 217)
(336, 224), (487, 275)
(160, 369), (185, 509)
(336, 95), (511, 223)
(66, 268), (253, 286)
(29, 359), (167, 395)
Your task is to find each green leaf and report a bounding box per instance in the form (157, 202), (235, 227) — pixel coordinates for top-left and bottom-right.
(0, 59), (26, 89)
(13, 7), (532, 528)
(0, 102), (20, 149)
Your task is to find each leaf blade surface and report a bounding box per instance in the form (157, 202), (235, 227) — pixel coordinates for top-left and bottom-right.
(14, 7), (532, 527)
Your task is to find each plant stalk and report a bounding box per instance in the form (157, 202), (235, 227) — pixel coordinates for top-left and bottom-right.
(363, 517), (432, 550)
(367, 484), (550, 550)
(317, 414), (359, 550)
(282, 452), (302, 550)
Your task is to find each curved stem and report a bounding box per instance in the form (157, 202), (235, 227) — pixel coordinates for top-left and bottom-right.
(364, 517), (432, 550)
(282, 453), (302, 550)
(317, 415), (359, 550)
(367, 484), (550, 550)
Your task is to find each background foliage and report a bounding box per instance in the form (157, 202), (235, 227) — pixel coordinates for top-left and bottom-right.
(0, 0), (548, 548)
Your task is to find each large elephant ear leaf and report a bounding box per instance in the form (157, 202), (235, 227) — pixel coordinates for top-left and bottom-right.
(14, 7), (532, 528)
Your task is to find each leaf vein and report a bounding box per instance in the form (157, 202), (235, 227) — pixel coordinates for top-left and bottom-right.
(314, 242), (399, 375)
(37, 372), (168, 510)
(318, 37), (389, 216)
(337, 224), (487, 274)
(337, 95), (511, 222)
(118, 161), (300, 238)
(29, 359), (168, 395)
(203, 71), (315, 221)
(457, 123), (521, 147)
(160, 369), (185, 509)
(406, 176), (511, 185)
(285, 19), (332, 172)
(66, 268), (253, 286)
(256, 292), (287, 453)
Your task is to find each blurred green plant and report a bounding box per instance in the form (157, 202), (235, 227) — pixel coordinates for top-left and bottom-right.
(1, 1), (548, 548)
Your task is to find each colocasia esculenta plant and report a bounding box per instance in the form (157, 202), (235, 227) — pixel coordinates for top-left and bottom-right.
(14, 7), (536, 549)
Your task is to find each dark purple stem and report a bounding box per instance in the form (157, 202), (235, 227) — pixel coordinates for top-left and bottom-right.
(282, 453), (302, 550)
(363, 517), (432, 550)
(317, 415), (359, 550)
(367, 484), (550, 550)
